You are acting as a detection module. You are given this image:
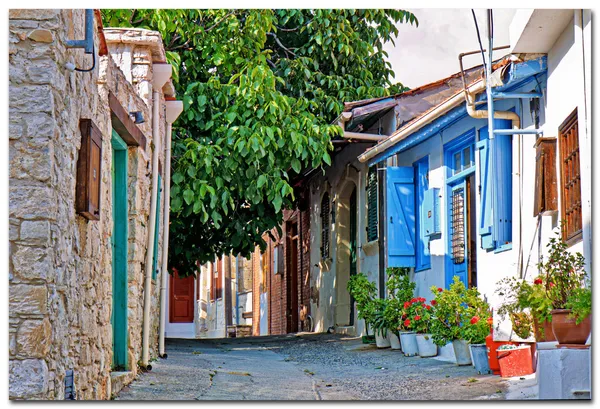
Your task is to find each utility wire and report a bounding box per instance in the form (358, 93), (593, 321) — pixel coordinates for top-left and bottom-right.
(471, 9), (487, 73)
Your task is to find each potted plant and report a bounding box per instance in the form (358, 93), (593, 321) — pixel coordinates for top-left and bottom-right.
(408, 298), (437, 357)
(538, 232), (591, 345)
(386, 268), (415, 351)
(496, 276), (554, 342)
(460, 288), (492, 374)
(398, 298), (420, 356)
(429, 277), (472, 365)
(371, 298), (391, 348)
(347, 273), (377, 343)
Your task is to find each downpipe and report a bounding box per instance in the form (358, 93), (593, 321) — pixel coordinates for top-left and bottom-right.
(141, 64), (172, 369)
(158, 100), (184, 358)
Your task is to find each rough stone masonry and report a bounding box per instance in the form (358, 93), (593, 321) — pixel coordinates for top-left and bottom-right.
(9, 9), (173, 400)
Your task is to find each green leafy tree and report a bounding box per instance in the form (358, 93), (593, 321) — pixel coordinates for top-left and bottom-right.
(103, 9), (417, 275)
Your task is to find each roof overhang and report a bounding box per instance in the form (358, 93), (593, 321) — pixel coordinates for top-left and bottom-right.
(510, 9), (574, 54)
(358, 55), (548, 166)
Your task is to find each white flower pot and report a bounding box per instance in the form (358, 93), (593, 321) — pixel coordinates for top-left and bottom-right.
(375, 330), (391, 348)
(399, 331), (419, 356)
(452, 339), (472, 366)
(416, 333), (438, 357)
(388, 331), (401, 350)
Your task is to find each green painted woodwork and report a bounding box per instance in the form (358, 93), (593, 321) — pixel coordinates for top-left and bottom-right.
(152, 175), (162, 280)
(111, 129), (129, 370)
(367, 166), (378, 242)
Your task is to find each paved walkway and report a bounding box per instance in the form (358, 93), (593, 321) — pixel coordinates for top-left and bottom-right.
(116, 333), (515, 401)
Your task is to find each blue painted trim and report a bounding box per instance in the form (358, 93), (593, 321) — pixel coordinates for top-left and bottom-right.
(413, 156), (430, 272)
(494, 243), (513, 254)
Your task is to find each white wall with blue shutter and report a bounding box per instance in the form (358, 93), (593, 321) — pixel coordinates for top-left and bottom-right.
(386, 167), (416, 267)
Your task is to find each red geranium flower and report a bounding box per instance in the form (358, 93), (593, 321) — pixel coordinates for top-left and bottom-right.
(414, 315), (421, 321)
(487, 317), (493, 325)
(404, 319), (411, 327)
(437, 287), (443, 292)
(425, 305), (431, 310)
(403, 301), (411, 309)
(549, 282), (555, 288)
(411, 298), (417, 303)
(470, 316), (480, 324)
(431, 300), (437, 306)
(534, 278), (543, 285)
(402, 314), (407, 319)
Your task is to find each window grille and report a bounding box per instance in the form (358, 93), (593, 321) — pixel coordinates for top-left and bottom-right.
(451, 188), (465, 264)
(320, 193), (330, 259)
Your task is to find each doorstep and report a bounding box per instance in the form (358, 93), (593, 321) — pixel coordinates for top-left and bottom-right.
(110, 371), (135, 397)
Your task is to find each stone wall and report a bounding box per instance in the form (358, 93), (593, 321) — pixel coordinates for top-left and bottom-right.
(9, 9), (170, 400)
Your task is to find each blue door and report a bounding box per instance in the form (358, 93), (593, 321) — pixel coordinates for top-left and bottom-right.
(386, 167), (416, 267)
(448, 180), (468, 286)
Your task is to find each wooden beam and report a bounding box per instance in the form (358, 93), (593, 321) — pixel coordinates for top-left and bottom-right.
(109, 92), (147, 150)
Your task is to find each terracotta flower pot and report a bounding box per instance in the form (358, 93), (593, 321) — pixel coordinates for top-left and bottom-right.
(551, 309), (591, 345)
(533, 317), (556, 342)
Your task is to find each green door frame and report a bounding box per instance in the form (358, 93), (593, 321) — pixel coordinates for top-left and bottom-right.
(111, 129), (129, 370)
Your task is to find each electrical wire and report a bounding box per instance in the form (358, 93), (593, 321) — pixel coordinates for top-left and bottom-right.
(471, 9), (487, 73)
(75, 46), (96, 72)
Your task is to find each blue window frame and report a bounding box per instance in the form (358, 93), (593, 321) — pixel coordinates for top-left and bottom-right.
(414, 156), (430, 271)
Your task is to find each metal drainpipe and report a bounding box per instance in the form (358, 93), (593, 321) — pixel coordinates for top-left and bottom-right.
(485, 10), (498, 247)
(142, 64), (172, 369)
(158, 99), (183, 358)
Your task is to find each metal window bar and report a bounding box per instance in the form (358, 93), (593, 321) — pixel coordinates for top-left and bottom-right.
(320, 194), (330, 258)
(451, 188), (465, 264)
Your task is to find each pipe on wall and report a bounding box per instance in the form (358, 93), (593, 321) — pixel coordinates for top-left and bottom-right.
(158, 99), (183, 358)
(338, 112), (386, 142)
(142, 63), (172, 369)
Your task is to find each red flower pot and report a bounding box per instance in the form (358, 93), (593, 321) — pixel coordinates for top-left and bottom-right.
(551, 309), (591, 345)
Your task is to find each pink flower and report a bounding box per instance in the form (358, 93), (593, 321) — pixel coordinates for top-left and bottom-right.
(549, 282), (555, 288)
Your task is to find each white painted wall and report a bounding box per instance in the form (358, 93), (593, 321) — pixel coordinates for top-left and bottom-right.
(308, 143), (381, 336)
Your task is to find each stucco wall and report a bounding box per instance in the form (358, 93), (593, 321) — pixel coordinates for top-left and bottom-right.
(9, 10), (168, 400)
(309, 143), (380, 336)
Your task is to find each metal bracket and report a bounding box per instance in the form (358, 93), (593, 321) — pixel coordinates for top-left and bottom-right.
(65, 9), (94, 54)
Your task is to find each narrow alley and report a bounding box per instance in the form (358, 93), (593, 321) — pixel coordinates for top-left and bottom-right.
(116, 334), (511, 401)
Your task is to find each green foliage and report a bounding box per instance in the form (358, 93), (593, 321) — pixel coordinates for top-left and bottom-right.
(429, 277), (491, 346)
(565, 279), (592, 324)
(103, 9), (417, 275)
(538, 230), (587, 310)
(347, 273), (378, 332)
(402, 297), (434, 334)
(385, 267), (415, 330)
(371, 298), (390, 337)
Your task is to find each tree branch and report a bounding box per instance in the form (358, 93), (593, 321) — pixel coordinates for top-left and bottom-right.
(203, 11), (235, 33)
(267, 32), (297, 57)
(274, 19), (313, 32)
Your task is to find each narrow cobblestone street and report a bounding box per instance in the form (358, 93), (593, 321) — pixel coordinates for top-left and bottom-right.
(116, 334), (511, 400)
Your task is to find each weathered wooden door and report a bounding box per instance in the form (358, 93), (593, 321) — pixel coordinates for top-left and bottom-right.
(111, 129), (128, 370)
(286, 222), (299, 333)
(169, 269), (195, 323)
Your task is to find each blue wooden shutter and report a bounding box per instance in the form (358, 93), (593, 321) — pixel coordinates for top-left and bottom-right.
(494, 121), (513, 246)
(387, 167), (416, 267)
(477, 119), (512, 251)
(414, 157), (430, 271)
(476, 136), (494, 250)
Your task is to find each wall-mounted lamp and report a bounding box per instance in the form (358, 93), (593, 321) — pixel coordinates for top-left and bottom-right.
(129, 111), (145, 124)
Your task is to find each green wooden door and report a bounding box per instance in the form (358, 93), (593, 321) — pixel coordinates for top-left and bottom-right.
(349, 187), (357, 326)
(152, 175), (162, 280)
(111, 129), (129, 370)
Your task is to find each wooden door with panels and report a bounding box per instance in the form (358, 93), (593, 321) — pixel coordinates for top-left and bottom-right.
(169, 269), (195, 323)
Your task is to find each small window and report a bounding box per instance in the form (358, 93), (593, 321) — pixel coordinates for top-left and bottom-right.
(533, 138), (558, 216)
(366, 166), (378, 242)
(558, 109), (583, 243)
(320, 193), (330, 259)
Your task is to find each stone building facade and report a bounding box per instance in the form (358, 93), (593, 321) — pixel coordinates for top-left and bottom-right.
(9, 9), (176, 400)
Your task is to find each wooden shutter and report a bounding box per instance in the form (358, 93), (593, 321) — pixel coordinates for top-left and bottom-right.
(366, 167), (378, 242)
(77, 119), (103, 220)
(211, 262), (216, 301)
(414, 157), (430, 270)
(320, 193), (330, 259)
(493, 119), (513, 246)
(216, 258), (223, 299)
(386, 167), (416, 267)
(477, 118), (513, 250)
(533, 138), (558, 216)
(558, 109), (582, 243)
